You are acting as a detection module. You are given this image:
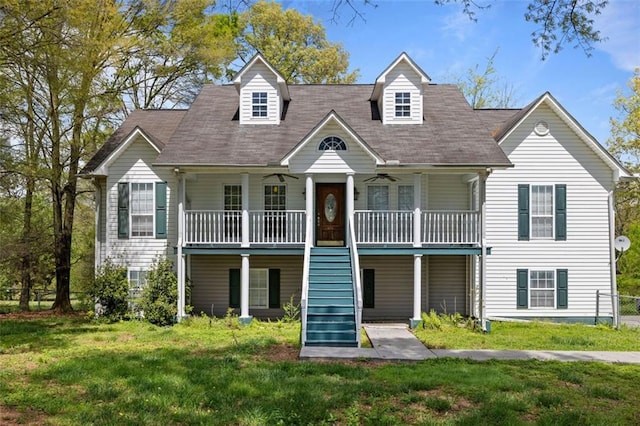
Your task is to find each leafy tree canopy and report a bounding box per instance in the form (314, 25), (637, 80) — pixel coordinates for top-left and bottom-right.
(236, 1), (358, 83)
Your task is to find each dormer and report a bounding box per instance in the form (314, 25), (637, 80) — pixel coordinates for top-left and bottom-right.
(370, 53), (430, 125)
(233, 53), (290, 125)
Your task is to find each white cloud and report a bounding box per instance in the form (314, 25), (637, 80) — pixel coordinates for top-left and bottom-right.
(440, 8), (476, 42)
(596, 1), (640, 71)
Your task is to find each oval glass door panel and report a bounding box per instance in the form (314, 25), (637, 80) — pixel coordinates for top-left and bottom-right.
(324, 193), (337, 223)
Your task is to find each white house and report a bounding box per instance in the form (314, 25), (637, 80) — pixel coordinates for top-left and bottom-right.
(82, 53), (633, 347)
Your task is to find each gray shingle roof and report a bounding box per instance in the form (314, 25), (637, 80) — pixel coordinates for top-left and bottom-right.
(154, 84), (511, 167)
(81, 109), (187, 174)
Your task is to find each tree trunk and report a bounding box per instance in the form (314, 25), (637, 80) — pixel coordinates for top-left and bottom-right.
(18, 182), (34, 311)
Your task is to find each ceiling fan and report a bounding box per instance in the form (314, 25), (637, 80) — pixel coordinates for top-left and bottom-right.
(262, 173), (299, 182)
(363, 173), (399, 182)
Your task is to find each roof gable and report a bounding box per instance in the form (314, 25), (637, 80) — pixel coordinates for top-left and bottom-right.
(371, 52), (431, 101)
(89, 127), (161, 176)
(493, 92), (632, 179)
(232, 53), (290, 101)
(281, 110), (384, 169)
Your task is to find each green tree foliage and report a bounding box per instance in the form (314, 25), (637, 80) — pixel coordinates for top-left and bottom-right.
(236, 1), (358, 83)
(89, 258), (129, 321)
(609, 69), (640, 237)
(140, 257), (178, 326)
(454, 49), (518, 109)
(616, 223), (640, 296)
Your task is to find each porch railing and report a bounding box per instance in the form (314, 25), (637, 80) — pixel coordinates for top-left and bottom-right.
(354, 210), (413, 244)
(184, 210), (305, 245)
(423, 210), (479, 244)
(249, 210), (306, 244)
(353, 210), (480, 245)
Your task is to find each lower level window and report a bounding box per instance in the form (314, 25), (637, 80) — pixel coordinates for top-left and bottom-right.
(249, 269), (268, 308)
(128, 269), (147, 299)
(530, 270), (555, 308)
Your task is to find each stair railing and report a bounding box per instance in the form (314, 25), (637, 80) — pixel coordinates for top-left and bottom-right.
(347, 215), (362, 347)
(300, 213), (313, 346)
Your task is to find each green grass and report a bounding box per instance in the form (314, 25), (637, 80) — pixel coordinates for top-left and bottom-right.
(414, 319), (640, 351)
(1, 315), (640, 425)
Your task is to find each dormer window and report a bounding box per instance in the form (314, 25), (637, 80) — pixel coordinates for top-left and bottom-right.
(318, 136), (347, 151)
(395, 92), (411, 117)
(252, 92), (267, 117)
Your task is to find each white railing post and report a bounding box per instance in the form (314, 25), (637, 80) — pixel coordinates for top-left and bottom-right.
(414, 173), (422, 248)
(348, 215), (362, 347)
(241, 173), (249, 248)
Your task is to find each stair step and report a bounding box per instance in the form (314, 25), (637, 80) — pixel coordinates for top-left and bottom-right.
(311, 247), (349, 254)
(308, 313), (354, 321)
(307, 321), (356, 331)
(310, 255), (351, 262)
(308, 281), (353, 289)
(308, 305), (355, 315)
(305, 341), (358, 348)
(309, 296), (354, 304)
(309, 289), (353, 298)
(306, 332), (357, 343)
(309, 262), (351, 269)
(309, 273), (352, 281)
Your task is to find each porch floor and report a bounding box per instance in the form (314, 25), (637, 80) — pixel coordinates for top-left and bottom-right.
(299, 324), (640, 363)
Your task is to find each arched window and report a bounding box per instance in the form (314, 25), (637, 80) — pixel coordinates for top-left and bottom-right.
(318, 136), (347, 151)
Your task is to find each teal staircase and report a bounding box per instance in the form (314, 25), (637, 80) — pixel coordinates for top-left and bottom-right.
(305, 247), (358, 347)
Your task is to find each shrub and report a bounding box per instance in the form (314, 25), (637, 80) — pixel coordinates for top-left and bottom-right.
(140, 257), (177, 326)
(281, 294), (300, 323)
(89, 258), (129, 321)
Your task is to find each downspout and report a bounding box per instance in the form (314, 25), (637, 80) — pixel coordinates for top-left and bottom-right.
(479, 169), (490, 331)
(608, 187), (618, 328)
(92, 178), (101, 271)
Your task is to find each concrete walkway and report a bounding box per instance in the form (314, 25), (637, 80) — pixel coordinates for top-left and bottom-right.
(299, 324), (640, 364)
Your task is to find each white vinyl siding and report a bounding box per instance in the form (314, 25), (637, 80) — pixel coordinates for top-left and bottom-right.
(104, 136), (176, 271)
(381, 62), (423, 124)
(485, 104), (615, 318)
(239, 63), (281, 125)
(427, 174), (469, 210)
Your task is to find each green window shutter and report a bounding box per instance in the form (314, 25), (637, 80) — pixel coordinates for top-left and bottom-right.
(118, 182), (129, 239)
(518, 184), (530, 241)
(268, 269), (280, 308)
(555, 184), (567, 241)
(557, 269), (568, 309)
(517, 269), (528, 309)
(363, 269), (375, 308)
(229, 269), (240, 308)
(155, 182), (167, 239)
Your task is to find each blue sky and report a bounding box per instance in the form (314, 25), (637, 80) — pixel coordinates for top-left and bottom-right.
(284, 0), (639, 146)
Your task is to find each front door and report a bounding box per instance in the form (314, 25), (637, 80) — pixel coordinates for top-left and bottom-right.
(316, 183), (345, 246)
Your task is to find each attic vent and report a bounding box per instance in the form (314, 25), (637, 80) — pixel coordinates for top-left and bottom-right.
(318, 136), (346, 151)
(534, 121), (549, 136)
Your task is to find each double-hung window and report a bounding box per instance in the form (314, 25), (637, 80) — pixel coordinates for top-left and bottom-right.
(531, 185), (553, 238)
(518, 184), (566, 241)
(264, 185), (286, 239)
(252, 92), (267, 117)
(128, 269), (147, 299)
(130, 183), (154, 237)
(367, 185), (389, 210)
(395, 92), (411, 117)
(517, 268), (568, 309)
(249, 269), (269, 308)
(224, 184), (242, 241)
(118, 181), (166, 239)
(398, 185), (414, 210)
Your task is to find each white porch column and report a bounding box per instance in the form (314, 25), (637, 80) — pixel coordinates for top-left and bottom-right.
(411, 254), (422, 328)
(241, 173), (249, 248)
(177, 172), (186, 320)
(240, 253), (252, 323)
(479, 170), (488, 331)
(305, 174), (314, 244)
(413, 173), (422, 248)
(346, 173), (355, 220)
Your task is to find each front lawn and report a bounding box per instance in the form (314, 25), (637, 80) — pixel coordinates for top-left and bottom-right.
(1, 314), (640, 425)
(413, 318), (640, 351)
